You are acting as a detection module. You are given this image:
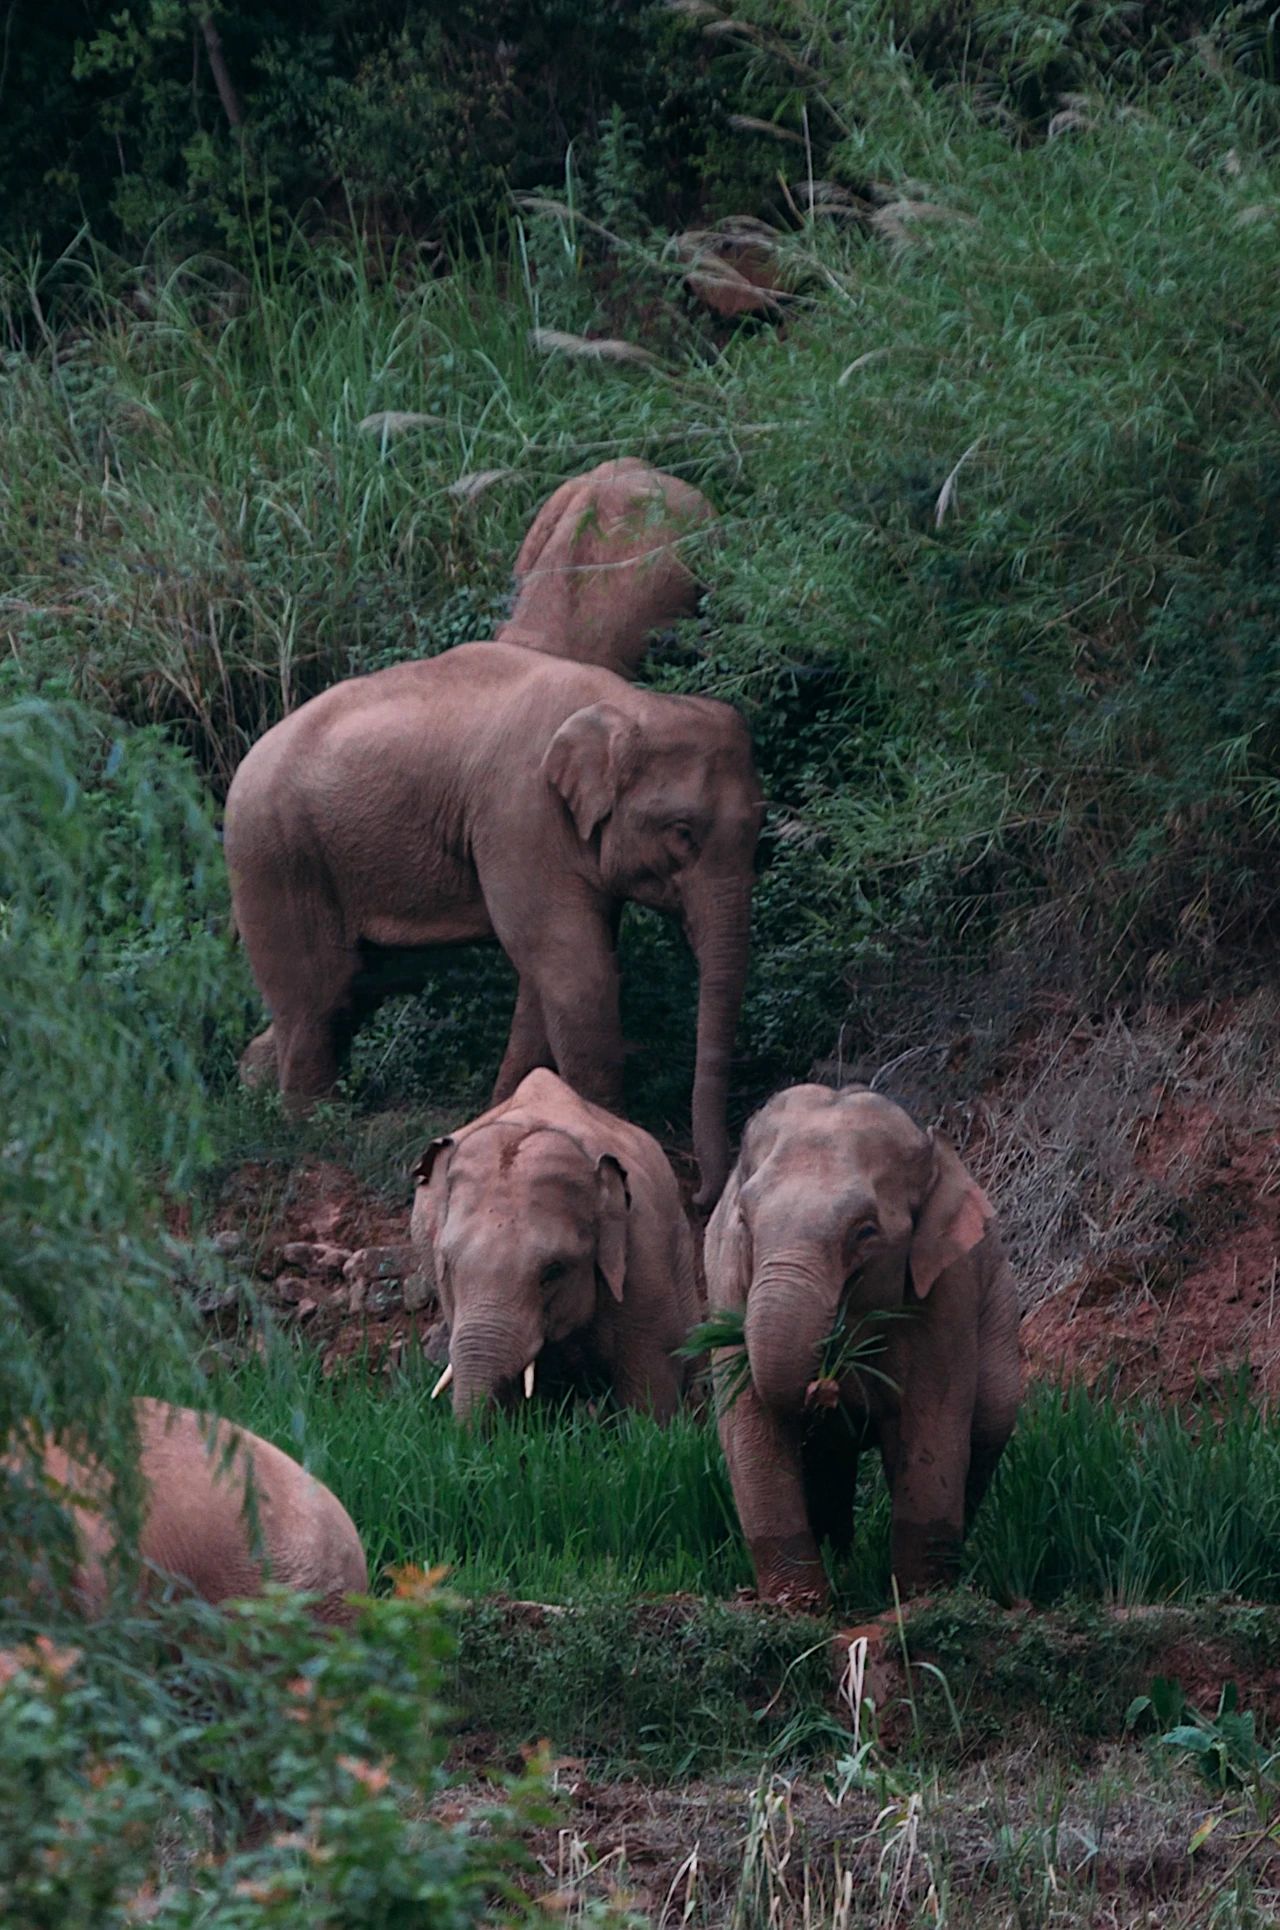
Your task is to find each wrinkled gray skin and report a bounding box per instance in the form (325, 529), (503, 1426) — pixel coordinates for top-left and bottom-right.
(225, 643), (762, 1205)
(411, 1070), (699, 1420)
(495, 458), (717, 679)
(706, 1085), (1022, 1610)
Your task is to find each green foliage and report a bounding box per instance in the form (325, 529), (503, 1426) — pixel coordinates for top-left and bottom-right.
(11, 8), (1280, 1102)
(0, 2), (748, 267)
(0, 1583), (555, 1927)
(0, 699), (245, 1566)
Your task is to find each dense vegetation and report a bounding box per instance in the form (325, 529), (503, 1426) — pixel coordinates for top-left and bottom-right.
(5, 4), (1280, 1921)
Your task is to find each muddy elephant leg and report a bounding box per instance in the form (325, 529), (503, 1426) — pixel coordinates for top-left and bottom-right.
(267, 939), (362, 1107)
(719, 1372), (827, 1611)
(492, 979), (554, 1103)
(887, 1401), (973, 1594)
(965, 1274), (1021, 1531)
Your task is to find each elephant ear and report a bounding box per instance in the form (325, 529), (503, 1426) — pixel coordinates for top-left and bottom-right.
(542, 704), (641, 840)
(595, 1154), (631, 1302)
(703, 1162), (753, 1312)
(909, 1134), (994, 1299)
(411, 1136), (455, 1253)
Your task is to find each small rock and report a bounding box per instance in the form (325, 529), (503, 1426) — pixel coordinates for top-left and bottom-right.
(343, 1244), (411, 1286)
(403, 1270), (433, 1314)
(211, 1229), (244, 1257)
(281, 1241), (351, 1274)
(423, 1320), (451, 1365)
(296, 1297), (319, 1323)
(193, 1282), (241, 1318)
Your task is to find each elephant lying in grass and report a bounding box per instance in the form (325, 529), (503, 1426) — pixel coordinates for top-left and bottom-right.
(411, 1069), (700, 1420)
(495, 458), (717, 679)
(705, 1084), (1022, 1610)
(16, 1400), (367, 1625)
(226, 643), (761, 1204)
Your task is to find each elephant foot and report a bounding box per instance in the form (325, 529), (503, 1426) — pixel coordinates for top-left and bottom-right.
(238, 1026), (279, 1090)
(890, 1519), (963, 1595)
(750, 1535), (829, 1616)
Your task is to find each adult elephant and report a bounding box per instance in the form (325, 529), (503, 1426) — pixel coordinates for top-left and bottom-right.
(224, 643), (761, 1205)
(412, 1069), (699, 1420)
(494, 458), (717, 679)
(706, 1085), (1022, 1609)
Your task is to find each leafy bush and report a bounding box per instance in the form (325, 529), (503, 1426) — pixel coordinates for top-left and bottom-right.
(0, 698), (249, 1572)
(0, 1579), (554, 1928)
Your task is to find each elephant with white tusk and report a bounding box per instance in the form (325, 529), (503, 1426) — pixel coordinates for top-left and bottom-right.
(410, 1070), (700, 1421)
(706, 1084), (1022, 1611)
(495, 458), (717, 679)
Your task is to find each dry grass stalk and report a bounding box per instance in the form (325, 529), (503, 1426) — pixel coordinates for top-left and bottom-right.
(446, 467), (516, 501)
(529, 328), (659, 367)
(357, 410), (444, 437)
(727, 113), (805, 144)
(934, 437), (983, 529)
(868, 199), (975, 253)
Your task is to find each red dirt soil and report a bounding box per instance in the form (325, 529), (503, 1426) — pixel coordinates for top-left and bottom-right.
(1023, 1097), (1280, 1404)
(208, 1078), (1279, 1404)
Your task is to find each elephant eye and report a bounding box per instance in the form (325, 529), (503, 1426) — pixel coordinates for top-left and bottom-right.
(851, 1219), (879, 1245)
(541, 1261), (568, 1287)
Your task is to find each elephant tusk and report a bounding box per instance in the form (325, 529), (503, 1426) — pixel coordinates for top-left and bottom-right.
(523, 1361), (536, 1400)
(431, 1363), (454, 1400)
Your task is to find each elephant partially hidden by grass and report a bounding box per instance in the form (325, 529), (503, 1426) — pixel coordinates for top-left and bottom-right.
(705, 1085), (1022, 1611)
(411, 1069), (700, 1421)
(13, 1400), (368, 1625)
(495, 458), (717, 680)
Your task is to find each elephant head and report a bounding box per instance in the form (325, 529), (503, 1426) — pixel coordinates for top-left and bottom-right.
(542, 692), (762, 1206)
(707, 1085), (993, 1412)
(412, 1120), (631, 1417)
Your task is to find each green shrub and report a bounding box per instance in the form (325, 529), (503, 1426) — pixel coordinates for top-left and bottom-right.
(0, 1581), (554, 1928)
(0, 698), (244, 1566)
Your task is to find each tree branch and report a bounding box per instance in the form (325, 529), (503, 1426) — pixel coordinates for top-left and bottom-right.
(197, 8), (243, 131)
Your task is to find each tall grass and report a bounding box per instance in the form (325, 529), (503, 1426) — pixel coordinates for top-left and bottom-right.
(203, 1351), (1280, 1609)
(6, 23), (1280, 1100)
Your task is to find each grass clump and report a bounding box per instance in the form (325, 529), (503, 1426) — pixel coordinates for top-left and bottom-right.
(202, 1354), (1280, 1612)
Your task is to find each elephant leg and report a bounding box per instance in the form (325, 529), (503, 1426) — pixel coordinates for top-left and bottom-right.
(966, 1271), (1021, 1531)
(492, 979), (554, 1103)
(611, 1349), (683, 1424)
(498, 903), (625, 1112)
(269, 941), (362, 1106)
(888, 1404), (972, 1594)
(719, 1374), (827, 1612)
(964, 1435), (1007, 1529)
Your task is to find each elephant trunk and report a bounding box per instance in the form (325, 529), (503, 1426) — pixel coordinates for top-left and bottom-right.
(684, 873), (753, 1208)
(744, 1246), (842, 1414)
(446, 1313), (540, 1420)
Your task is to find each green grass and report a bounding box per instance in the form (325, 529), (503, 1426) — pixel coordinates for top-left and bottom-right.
(197, 1349), (1280, 1611)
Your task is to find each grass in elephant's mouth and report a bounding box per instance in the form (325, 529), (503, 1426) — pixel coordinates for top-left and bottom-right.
(190, 1344), (1280, 1613)
(682, 1305), (907, 1415)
